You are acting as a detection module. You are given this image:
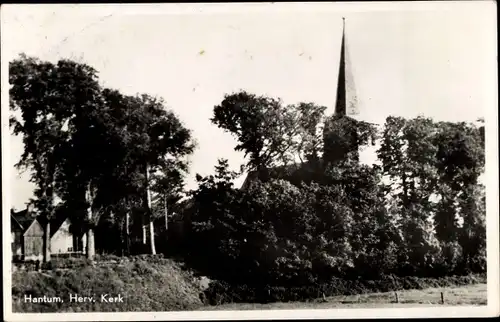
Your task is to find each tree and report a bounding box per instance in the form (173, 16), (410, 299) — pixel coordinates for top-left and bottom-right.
(10, 56), (196, 259)
(211, 91), (327, 171)
(187, 159), (241, 278)
(100, 90), (196, 254)
(293, 102), (327, 165)
(150, 158), (189, 235)
(376, 116), (408, 201)
(9, 55), (103, 262)
(55, 79), (122, 260)
(458, 184), (486, 272)
(376, 117), (442, 274)
(433, 120), (485, 270)
(302, 182), (355, 282)
(377, 116), (485, 275)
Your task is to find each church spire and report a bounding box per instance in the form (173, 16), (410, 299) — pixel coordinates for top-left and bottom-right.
(334, 17), (359, 116)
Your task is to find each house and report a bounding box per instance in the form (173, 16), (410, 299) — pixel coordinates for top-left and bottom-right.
(50, 217), (87, 255)
(11, 206), (87, 261)
(11, 205), (43, 261)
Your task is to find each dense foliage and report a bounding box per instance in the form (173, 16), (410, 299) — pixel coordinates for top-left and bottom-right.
(10, 55), (195, 259)
(185, 92), (486, 288)
(212, 92), (327, 171)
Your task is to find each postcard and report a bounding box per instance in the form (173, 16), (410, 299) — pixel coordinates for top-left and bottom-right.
(2, 2), (498, 321)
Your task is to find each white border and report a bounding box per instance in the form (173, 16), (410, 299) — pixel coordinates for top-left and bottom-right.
(0, 1), (493, 17)
(2, 2), (499, 321)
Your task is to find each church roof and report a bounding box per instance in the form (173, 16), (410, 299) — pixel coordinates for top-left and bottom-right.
(335, 17), (359, 117)
(241, 161), (324, 190)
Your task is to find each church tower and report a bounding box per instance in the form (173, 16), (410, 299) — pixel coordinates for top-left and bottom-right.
(323, 18), (362, 165)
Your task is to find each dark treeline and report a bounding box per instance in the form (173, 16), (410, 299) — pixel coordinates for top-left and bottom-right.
(10, 57), (485, 288)
(184, 93), (486, 287)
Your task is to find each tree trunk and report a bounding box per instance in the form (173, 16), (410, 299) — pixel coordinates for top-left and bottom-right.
(85, 184), (96, 261)
(43, 222), (51, 263)
(149, 219), (156, 255)
(86, 227), (95, 260)
(146, 165), (156, 255)
(125, 210), (130, 255)
(43, 175), (55, 263)
(164, 194), (168, 232)
(142, 165), (148, 246)
(119, 220), (124, 257)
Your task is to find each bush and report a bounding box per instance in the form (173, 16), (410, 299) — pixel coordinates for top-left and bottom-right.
(94, 253), (122, 262)
(41, 257), (94, 270)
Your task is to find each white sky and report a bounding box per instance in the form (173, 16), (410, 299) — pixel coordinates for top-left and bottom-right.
(1, 2), (496, 210)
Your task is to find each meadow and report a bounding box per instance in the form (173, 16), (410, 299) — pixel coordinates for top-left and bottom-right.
(204, 283), (487, 310)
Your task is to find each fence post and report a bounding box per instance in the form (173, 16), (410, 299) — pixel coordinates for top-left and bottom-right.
(440, 292), (444, 304)
(395, 292), (399, 303)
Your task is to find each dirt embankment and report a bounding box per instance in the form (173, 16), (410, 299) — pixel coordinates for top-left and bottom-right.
(12, 255), (206, 312)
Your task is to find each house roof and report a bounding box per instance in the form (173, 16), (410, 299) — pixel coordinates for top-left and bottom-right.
(11, 207), (69, 237)
(37, 216), (68, 238)
(50, 218), (69, 237)
(11, 208), (38, 232)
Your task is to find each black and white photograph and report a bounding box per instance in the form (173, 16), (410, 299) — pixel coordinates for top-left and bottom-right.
(1, 2), (498, 320)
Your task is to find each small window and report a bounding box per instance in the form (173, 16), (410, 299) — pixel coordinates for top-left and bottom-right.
(68, 247), (73, 252)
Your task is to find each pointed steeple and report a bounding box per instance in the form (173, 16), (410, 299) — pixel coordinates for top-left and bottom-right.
(334, 18), (359, 116)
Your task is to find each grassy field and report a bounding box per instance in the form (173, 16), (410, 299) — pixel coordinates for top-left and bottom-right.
(203, 283), (487, 310)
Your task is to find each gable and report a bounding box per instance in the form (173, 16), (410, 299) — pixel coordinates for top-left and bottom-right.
(23, 219), (44, 237)
(51, 218), (72, 240)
